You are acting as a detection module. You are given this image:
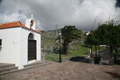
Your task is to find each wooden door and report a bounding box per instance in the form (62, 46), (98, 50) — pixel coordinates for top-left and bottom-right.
(28, 40), (36, 61)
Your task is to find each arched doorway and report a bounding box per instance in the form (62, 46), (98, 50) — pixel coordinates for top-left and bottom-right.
(28, 33), (36, 61)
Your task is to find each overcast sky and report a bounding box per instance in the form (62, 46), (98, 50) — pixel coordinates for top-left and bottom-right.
(0, 0), (120, 31)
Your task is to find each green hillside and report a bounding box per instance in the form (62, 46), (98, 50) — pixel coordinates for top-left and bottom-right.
(41, 30), (106, 61)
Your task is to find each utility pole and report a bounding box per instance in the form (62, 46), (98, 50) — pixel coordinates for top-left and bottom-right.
(59, 31), (62, 63)
(56, 24), (58, 38)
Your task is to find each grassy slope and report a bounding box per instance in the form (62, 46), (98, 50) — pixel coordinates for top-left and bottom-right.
(42, 31), (106, 61)
(45, 44), (106, 61)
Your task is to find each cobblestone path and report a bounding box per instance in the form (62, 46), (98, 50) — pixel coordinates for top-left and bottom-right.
(0, 61), (120, 80)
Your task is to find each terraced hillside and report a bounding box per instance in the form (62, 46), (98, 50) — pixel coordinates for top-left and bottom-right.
(41, 30), (57, 48)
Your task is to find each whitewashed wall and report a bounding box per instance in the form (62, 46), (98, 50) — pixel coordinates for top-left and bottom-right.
(20, 27), (41, 69)
(0, 27), (41, 69)
(0, 27), (21, 67)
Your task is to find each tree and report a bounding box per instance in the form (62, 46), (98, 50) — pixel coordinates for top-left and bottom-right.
(85, 20), (120, 59)
(85, 31), (99, 57)
(61, 26), (82, 55)
(95, 22), (120, 57)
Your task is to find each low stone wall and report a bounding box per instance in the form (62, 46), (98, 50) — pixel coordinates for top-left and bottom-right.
(61, 56), (93, 63)
(61, 57), (71, 62)
(100, 57), (114, 65)
(61, 56), (119, 65)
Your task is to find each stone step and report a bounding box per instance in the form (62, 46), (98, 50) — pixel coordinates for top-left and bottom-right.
(24, 61), (52, 69)
(0, 63), (18, 75)
(0, 61), (52, 75)
(0, 63), (15, 70)
(0, 67), (18, 75)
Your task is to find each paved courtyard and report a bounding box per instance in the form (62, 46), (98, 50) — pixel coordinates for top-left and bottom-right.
(0, 61), (120, 80)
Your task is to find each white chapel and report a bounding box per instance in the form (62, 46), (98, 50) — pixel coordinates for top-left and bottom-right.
(0, 15), (41, 69)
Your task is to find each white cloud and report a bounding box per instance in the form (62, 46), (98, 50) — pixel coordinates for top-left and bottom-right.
(0, 0), (119, 31)
(0, 13), (27, 23)
(35, 20), (43, 30)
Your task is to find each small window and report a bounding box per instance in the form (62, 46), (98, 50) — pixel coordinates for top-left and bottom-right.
(28, 33), (34, 40)
(0, 39), (2, 46)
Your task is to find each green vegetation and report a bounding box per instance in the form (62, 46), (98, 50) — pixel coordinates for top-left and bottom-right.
(41, 31), (56, 48)
(63, 44), (88, 57)
(45, 44), (106, 61)
(85, 20), (120, 57)
(45, 53), (59, 61)
(61, 26), (82, 55)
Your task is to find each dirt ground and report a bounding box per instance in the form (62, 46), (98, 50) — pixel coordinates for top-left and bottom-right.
(0, 61), (120, 80)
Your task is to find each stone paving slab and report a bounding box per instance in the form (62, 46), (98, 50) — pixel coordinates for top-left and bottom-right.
(0, 61), (120, 80)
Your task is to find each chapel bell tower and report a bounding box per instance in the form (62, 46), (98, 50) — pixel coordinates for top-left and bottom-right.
(25, 15), (36, 30)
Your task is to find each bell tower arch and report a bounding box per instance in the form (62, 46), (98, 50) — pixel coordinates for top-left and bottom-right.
(25, 14), (36, 30)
